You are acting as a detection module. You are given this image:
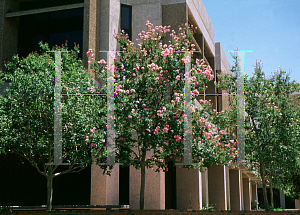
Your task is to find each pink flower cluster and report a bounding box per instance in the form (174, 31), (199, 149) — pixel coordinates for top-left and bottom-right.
(154, 126), (160, 135)
(161, 47), (173, 57)
(163, 125), (169, 133)
(147, 63), (160, 71)
(174, 135), (181, 141)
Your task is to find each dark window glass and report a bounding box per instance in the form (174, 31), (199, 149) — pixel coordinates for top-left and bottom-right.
(121, 4), (132, 40)
(18, 7), (83, 58)
(20, 0), (84, 11)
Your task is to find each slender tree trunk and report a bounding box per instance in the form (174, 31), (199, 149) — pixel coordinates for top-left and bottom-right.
(270, 176), (274, 208)
(140, 161), (146, 210)
(260, 162), (269, 211)
(47, 174), (54, 211)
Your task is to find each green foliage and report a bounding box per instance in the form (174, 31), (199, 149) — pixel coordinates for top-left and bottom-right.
(90, 22), (236, 176)
(217, 53), (300, 209)
(201, 204), (216, 211)
(0, 43), (108, 210)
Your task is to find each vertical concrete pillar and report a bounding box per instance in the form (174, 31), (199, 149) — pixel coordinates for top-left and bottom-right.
(90, 161), (119, 205)
(201, 167), (209, 208)
(83, 0), (101, 72)
(243, 178), (251, 211)
(0, 0), (19, 70)
(176, 167), (201, 210)
(229, 169), (243, 210)
(208, 164), (229, 210)
(99, 0), (120, 56)
(295, 198), (300, 209)
(225, 167), (231, 210)
(279, 189), (285, 209)
(129, 165), (165, 209)
(251, 183), (258, 210)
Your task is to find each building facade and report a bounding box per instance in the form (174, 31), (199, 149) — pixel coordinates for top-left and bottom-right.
(0, 0), (283, 211)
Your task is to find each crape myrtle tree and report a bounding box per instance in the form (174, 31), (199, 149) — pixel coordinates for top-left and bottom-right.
(89, 22), (236, 210)
(218, 56), (300, 211)
(0, 44), (107, 211)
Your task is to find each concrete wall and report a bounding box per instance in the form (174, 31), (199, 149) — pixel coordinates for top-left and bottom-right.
(296, 198), (300, 209)
(132, 1), (162, 43)
(90, 161), (119, 205)
(208, 164), (229, 210)
(176, 167), (200, 210)
(243, 178), (251, 211)
(229, 169), (243, 210)
(129, 165), (165, 209)
(215, 42), (231, 74)
(186, 0), (214, 57)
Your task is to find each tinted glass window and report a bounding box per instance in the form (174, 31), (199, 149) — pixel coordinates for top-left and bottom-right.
(20, 0), (84, 11)
(121, 4), (132, 40)
(18, 7), (83, 58)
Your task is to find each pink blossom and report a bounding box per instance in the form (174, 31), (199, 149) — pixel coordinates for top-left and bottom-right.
(68, 122), (73, 126)
(101, 139), (105, 142)
(86, 49), (92, 57)
(163, 126), (169, 133)
(128, 115), (132, 118)
(88, 61), (91, 64)
(229, 140), (234, 143)
(142, 104), (146, 107)
(90, 129), (94, 133)
(174, 135), (181, 141)
(74, 133), (77, 136)
(146, 129), (151, 132)
(64, 124), (68, 130)
(136, 101), (139, 103)
(90, 143), (95, 147)
(176, 75), (180, 80)
(171, 100), (175, 105)
(131, 109), (135, 113)
(192, 90), (199, 95)
(65, 86), (68, 91)
(98, 59), (107, 64)
(176, 97), (180, 102)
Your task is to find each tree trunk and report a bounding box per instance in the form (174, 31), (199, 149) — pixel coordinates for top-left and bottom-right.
(47, 174), (54, 211)
(270, 176), (274, 208)
(260, 162), (269, 211)
(140, 161), (146, 210)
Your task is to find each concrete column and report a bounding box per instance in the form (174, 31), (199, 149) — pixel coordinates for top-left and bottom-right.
(90, 161), (119, 205)
(243, 178), (251, 211)
(129, 165), (165, 209)
(279, 189), (285, 209)
(176, 167), (201, 210)
(99, 0), (120, 56)
(0, 0), (19, 70)
(295, 198), (300, 209)
(208, 164), (229, 210)
(229, 169), (243, 210)
(201, 167), (209, 208)
(83, 0), (101, 72)
(251, 183), (258, 210)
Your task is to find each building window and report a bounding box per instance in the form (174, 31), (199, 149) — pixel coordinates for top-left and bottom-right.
(18, 6), (84, 58)
(121, 4), (132, 40)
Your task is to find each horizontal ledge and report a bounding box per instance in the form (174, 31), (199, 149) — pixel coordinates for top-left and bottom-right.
(8, 205), (130, 210)
(5, 3), (84, 18)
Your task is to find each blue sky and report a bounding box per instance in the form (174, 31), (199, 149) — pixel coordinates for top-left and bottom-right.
(202, 0), (300, 82)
